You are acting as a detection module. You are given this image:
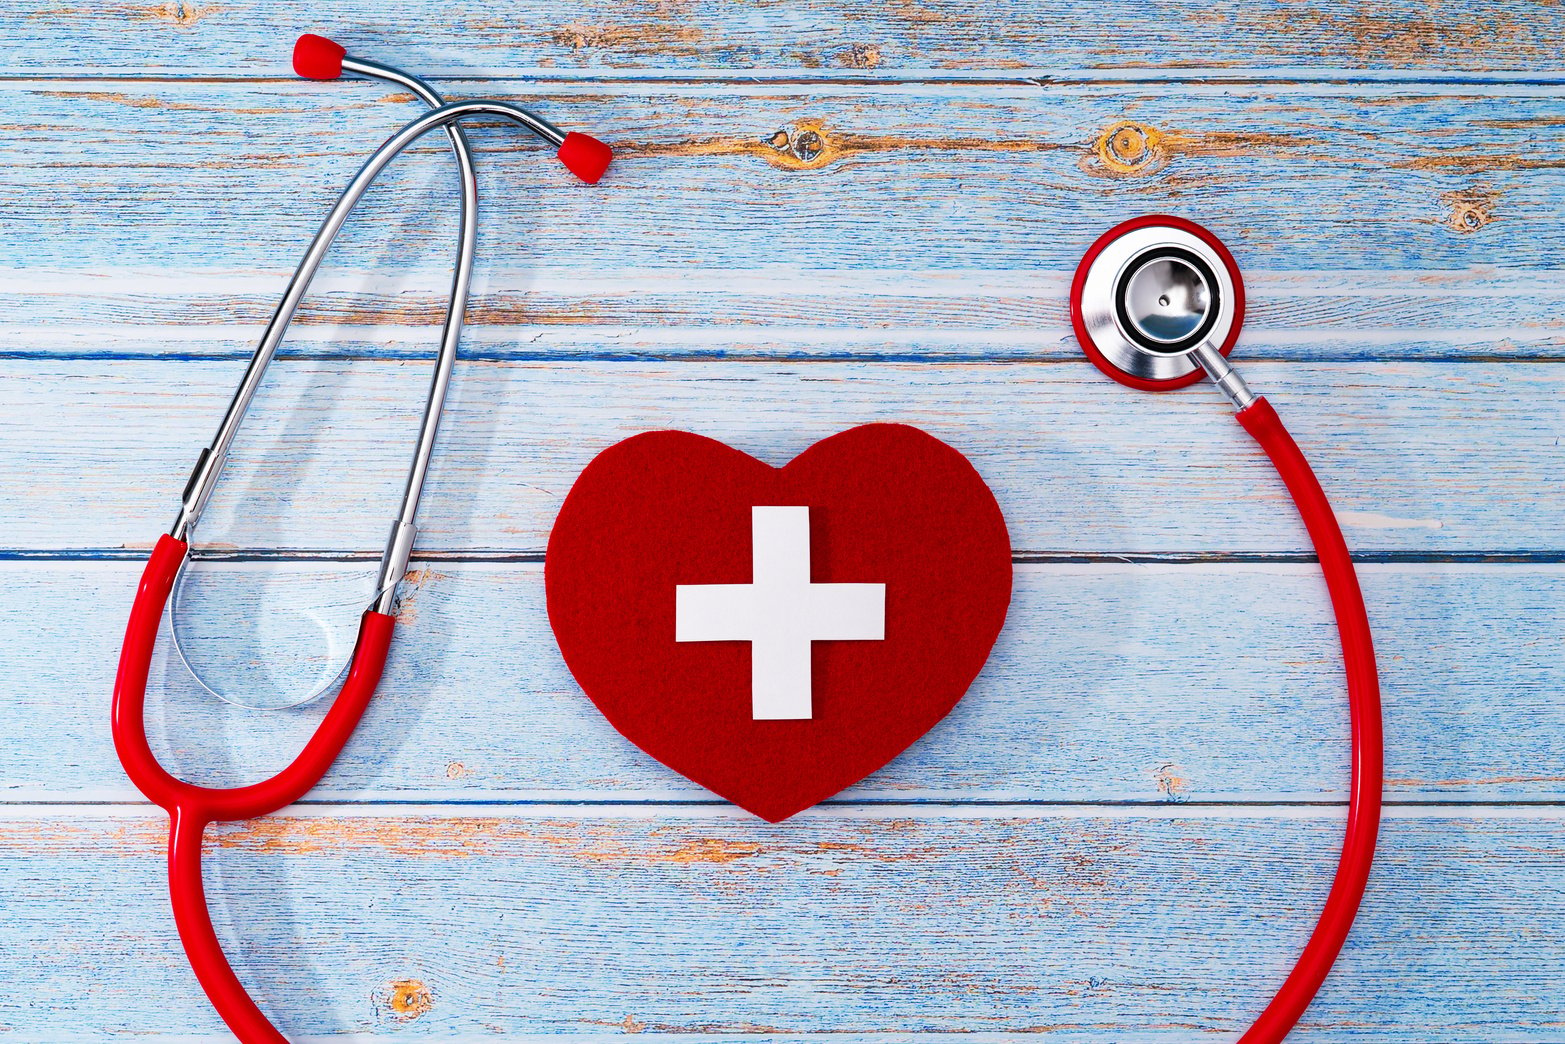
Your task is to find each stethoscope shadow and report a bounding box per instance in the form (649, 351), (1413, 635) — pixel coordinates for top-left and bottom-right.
(834, 374), (1177, 806)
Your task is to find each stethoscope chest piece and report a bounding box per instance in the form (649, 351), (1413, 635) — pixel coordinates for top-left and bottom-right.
(1070, 215), (1245, 390)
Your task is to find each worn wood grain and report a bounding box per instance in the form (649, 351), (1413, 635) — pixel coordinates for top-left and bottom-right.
(3, 807), (1562, 1041)
(9, 560), (1563, 803)
(2, 83), (1560, 275)
(6, 267), (1562, 362)
(1, 359), (1558, 555)
(6, 0), (1564, 78)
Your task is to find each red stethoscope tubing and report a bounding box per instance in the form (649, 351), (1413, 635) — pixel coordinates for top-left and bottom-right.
(112, 405), (1381, 1043)
(112, 533), (395, 1044)
(1232, 397), (1384, 1043)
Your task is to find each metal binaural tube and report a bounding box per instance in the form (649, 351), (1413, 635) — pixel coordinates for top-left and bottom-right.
(168, 53), (482, 709)
(170, 96), (566, 613)
(340, 57), (480, 614)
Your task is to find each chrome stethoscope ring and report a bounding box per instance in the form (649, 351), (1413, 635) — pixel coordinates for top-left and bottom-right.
(1070, 214), (1245, 390)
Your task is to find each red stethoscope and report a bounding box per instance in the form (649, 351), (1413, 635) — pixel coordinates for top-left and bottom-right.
(112, 34), (612, 1044)
(112, 36), (1381, 1044)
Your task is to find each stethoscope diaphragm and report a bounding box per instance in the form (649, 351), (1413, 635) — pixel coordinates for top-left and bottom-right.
(1113, 245), (1221, 352)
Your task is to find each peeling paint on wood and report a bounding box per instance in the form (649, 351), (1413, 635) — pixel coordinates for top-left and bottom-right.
(3, 810), (1564, 1039)
(2, 83), (1561, 271)
(6, 0), (1564, 76)
(3, 268), (1559, 362)
(0, 359), (1559, 555)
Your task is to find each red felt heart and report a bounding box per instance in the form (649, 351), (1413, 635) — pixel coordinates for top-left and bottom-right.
(545, 423), (1012, 822)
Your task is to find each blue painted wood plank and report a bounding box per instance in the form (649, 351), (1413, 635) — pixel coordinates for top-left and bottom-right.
(1, 807), (1560, 1040)
(4, 267), (1560, 362)
(0, 359), (1557, 555)
(4, 0), (1562, 78)
(0, 82), (1558, 273)
(7, 560), (1562, 803)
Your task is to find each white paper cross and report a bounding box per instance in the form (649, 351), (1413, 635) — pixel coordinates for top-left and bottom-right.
(675, 505), (886, 720)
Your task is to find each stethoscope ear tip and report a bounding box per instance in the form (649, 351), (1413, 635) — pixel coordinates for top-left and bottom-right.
(558, 131), (614, 185)
(294, 33), (347, 80)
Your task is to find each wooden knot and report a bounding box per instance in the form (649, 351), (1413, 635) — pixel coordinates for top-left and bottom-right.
(386, 979), (434, 1021)
(1442, 189), (1499, 234)
(147, 1), (209, 26)
(839, 43), (883, 69)
(551, 22), (607, 49)
(1154, 763), (1190, 802)
(764, 121), (836, 170)
(1091, 121), (1168, 178)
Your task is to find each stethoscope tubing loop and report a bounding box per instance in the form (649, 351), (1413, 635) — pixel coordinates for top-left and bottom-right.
(112, 534), (396, 823)
(114, 54), (502, 1043)
(1074, 215), (1383, 1043)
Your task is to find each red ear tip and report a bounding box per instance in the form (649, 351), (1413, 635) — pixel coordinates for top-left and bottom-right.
(557, 132), (613, 185)
(293, 33), (346, 80)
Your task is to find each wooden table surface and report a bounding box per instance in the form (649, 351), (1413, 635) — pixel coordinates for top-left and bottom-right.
(4, 2), (1563, 1040)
